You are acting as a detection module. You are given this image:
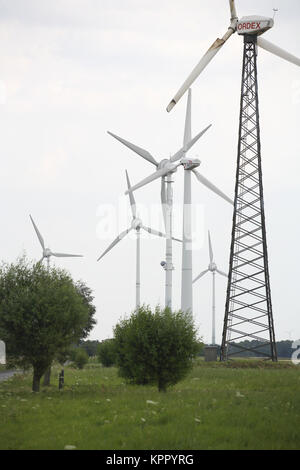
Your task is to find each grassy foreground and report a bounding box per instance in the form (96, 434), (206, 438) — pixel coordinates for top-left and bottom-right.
(0, 360), (299, 450)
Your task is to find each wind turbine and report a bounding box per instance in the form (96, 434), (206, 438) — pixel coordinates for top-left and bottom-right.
(193, 231), (228, 345)
(166, 1), (300, 113)
(30, 215), (83, 268)
(180, 89), (233, 315)
(120, 92), (233, 311)
(97, 170), (180, 309)
(107, 111), (212, 310)
(166, 0), (300, 360)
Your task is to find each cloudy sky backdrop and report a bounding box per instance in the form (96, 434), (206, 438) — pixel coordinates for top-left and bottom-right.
(0, 0), (299, 343)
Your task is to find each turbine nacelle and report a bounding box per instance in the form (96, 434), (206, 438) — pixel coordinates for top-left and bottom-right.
(237, 16), (274, 36)
(181, 157), (201, 170)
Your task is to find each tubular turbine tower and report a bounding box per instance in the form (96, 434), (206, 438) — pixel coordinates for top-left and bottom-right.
(166, 1), (300, 360)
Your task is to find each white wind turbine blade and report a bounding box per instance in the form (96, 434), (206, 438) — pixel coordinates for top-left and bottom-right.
(229, 0), (238, 21)
(97, 228), (133, 262)
(208, 231), (214, 263)
(216, 269), (228, 278)
(107, 131), (158, 167)
(141, 225), (182, 243)
(257, 37), (300, 68)
(125, 164), (179, 195)
(170, 125), (212, 163)
(30, 215), (45, 249)
(184, 89), (192, 150)
(167, 29), (236, 112)
(51, 253), (83, 258)
(193, 269), (209, 284)
(192, 170), (234, 205)
(125, 170), (137, 219)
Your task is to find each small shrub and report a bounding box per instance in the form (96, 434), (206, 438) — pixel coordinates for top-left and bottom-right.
(97, 339), (116, 367)
(114, 305), (200, 392)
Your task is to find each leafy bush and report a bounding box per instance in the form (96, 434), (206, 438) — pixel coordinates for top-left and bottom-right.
(97, 339), (116, 367)
(114, 305), (200, 392)
(73, 349), (89, 370)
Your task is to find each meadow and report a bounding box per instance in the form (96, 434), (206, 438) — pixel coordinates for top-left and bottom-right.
(0, 360), (299, 450)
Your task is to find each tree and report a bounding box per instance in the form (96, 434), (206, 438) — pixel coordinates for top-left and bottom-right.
(73, 348), (89, 369)
(97, 339), (116, 367)
(79, 340), (100, 357)
(43, 280), (97, 386)
(0, 257), (96, 392)
(113, 305), (200, 392)
(74, 281), (97, 339)
(56, 345), (74, 367)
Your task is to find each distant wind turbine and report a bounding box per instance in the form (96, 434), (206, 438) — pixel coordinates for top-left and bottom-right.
(193, 231), (228, 345)
(97, 170), (181, 309)
(120, 90), (233, 311)
(109, 91), (232, 310)
(107, 112), (209, 310)
(30, 215), (83, 268)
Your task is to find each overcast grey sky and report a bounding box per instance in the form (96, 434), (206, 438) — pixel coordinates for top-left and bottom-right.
(0, 0), (299, 344)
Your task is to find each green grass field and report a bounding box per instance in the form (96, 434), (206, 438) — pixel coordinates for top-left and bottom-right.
(0, 360), (299, 450)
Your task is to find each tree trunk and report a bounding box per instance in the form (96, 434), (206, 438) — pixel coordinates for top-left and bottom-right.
(158, 378), (167, 393)
(32, 369), (42, 392)
(59, 369), (64, 390)
(43, 366), (51, 386)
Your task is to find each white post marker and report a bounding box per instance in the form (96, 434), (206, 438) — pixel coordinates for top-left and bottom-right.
(0, 340), (6, 365)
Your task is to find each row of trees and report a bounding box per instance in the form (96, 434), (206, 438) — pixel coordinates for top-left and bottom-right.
(88, 338), (296, 362)
(0, 257), (96, 391)
(6, 255), (292, 394)
(209, 340), (296, 359)
(0, 257), (202, 394)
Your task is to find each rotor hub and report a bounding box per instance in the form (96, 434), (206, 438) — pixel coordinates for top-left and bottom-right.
(158, 159), (178, 174)
(44, 248), (52, 258)
(209, 262), (217, 272)
(132, 218), (142, 230)
(158, 159), (170, 170)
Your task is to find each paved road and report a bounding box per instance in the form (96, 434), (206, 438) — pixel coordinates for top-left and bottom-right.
(0, 370), (20, 382)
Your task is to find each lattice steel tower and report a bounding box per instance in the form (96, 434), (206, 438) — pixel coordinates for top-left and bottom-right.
(220, 34), (277, 361)
(165, 2), (300, 359)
